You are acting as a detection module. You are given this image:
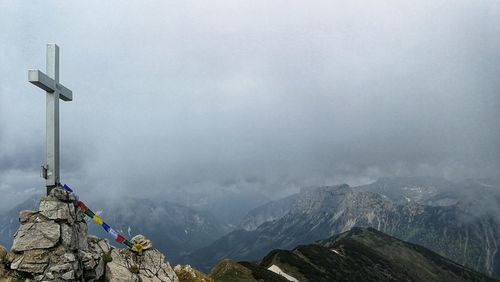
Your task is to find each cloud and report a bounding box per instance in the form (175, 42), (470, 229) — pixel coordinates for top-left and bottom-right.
(1, 0), (499, 210)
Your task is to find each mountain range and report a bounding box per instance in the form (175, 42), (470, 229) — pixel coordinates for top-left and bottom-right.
(185, 177), (500, 277)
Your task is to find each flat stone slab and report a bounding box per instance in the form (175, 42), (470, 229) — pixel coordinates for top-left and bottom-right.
(39, 197), (74, 222)
(12, 221), (60, 252)
(10, 249), (50, 274)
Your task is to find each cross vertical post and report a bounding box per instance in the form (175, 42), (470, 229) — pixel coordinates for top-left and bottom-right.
(29, 44), (73, 195)
(46, 44), (60, 193)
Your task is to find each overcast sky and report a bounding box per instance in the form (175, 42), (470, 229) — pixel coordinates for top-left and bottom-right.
(1, 0), (499, 211)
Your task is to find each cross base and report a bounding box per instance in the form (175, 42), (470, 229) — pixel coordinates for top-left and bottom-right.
(47, 185), (58, 195)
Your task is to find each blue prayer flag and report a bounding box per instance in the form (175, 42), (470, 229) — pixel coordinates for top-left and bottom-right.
(63, 184), (73, 192)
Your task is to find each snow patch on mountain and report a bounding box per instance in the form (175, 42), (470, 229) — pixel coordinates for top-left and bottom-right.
(267, 265), (299, 282)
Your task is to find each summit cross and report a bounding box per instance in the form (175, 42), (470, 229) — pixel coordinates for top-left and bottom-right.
(28, 44), (73, 195)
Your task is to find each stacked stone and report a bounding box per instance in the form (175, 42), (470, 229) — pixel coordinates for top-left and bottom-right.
(2, 187), (179, 282)
(5, 187), (106, 281)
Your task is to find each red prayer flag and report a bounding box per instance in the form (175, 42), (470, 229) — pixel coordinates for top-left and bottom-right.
(116, 234), (125, 244)
(78, 201), (88, 212)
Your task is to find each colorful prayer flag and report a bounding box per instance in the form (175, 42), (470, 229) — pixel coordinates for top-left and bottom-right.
(108, 228), (119, 239)
(62, 183), (139, 252)
(78, 201), (88, 212)
(124, 240), (133, 248)
(116, 234), (125, 244)
(92, 215), (103, 225)
(63, 184), (73, 193)
(84, 209), (95, 218)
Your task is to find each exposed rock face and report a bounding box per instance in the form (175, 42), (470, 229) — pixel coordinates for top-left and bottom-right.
(11, 221), (60, 252)
(81, 235), (111, 281)
(239, 194), (299, 231)
(106, 246), (179, 282)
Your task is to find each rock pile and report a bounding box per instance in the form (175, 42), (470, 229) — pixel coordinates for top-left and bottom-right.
(6, 188), (88, 281)
(0, 186), (179, 282)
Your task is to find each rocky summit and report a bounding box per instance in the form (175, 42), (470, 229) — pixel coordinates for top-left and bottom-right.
(0, 187), (179, 282)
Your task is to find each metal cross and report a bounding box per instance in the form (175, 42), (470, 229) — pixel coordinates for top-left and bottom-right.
(28, 44), (73, 195)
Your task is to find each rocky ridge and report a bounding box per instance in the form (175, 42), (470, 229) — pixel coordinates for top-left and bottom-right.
(204, 227), (497, 282)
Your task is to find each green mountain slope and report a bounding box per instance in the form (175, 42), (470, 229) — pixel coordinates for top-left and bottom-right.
(257, 227), (498, 282)
(208, 259), (289, 282)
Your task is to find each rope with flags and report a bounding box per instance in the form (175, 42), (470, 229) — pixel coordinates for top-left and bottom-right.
(62, 184), (143, 252)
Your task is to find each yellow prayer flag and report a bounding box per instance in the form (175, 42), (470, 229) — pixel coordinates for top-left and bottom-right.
(92, 215), (103, 225)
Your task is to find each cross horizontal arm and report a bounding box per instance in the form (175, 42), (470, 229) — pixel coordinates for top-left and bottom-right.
(28, 69), (73, 101)
(56, 84), (73, 101)
(28, 70), (55, 92)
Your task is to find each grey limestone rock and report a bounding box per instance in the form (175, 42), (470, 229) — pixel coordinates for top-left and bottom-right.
(11, 221), (60, 252)
(9, 249), (50, 273)
(39, 196), (75, 223)
(49, 187), (76, 203)
(81, 236), (110, 281)
(8, 187), (84, 281)
(19, 210), (38, 224)
(105, 241), (179, 282)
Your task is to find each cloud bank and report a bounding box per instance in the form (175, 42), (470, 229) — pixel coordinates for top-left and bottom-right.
(1, 0), (499, 210)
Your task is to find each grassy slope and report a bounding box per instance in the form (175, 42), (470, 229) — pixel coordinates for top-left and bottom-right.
(258, 227), (498, 282)
(208, 259), (289, 282)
